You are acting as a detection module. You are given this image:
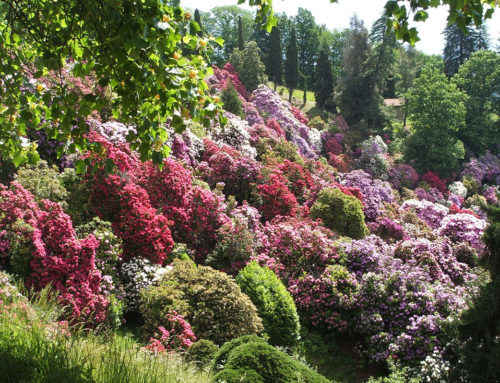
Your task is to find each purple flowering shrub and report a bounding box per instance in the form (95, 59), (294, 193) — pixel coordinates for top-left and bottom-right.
(437, 213), (487, 251)
(388, 164), (419, 190)
(400, 199), (448, 229)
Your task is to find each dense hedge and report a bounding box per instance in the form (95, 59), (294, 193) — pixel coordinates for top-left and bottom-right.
(310, 187), (368, 239)
(236, 262), (300, 347)
(140, 260), (263, 345)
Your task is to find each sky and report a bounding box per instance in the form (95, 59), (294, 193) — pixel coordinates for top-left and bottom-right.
(180, 0), (500, 55)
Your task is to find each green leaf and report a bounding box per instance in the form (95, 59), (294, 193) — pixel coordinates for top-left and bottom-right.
(75, 159), (87, 174)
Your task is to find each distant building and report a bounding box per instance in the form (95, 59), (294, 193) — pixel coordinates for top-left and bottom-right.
(384, 98), (404, 121)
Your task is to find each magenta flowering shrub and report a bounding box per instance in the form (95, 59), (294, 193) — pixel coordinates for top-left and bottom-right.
(145, 310), (196, 353)
(368, 217), (407, 243)
(388, 164), (419, 190)
(414, 187), (445, 203)
(437, 213), (487, 250)
(254, 173), (299, 222)
(243, 102), (264, 126)
(288, 264), (358, 332)
(265, 118), (285, 138)
(210, 63), (249, 100)
(252, 85), (319, 159)
(483, 186), (499, 205)
(247, 123), (280, 145)
(422, 172), (447, 193)
(400, 199), (449, 229)
(291, 105), (309, 125)
(253, 217), (338, 281)
(0, 182), (109, 325)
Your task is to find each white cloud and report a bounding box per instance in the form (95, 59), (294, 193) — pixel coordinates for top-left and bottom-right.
(181, 0), (500, 55)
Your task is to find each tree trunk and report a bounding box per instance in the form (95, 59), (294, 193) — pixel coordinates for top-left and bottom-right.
(289, 88), (293, 103)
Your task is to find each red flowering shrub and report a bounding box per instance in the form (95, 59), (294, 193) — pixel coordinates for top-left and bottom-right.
(266, 118), (286, 138)
(288, 265), (358, 332)
(291, 106), (309, 125)
(275, 160), (314, 203)
(324, 137), (342, 156)
(145, 310), (196, 353)
(449, 203), (479, 218)
(211, 63), (249, 100)
(255, 173), (299, 222)
(328, 153), (352, 173)
(422, 172), (447, 193)
(0, 182), (109, 325)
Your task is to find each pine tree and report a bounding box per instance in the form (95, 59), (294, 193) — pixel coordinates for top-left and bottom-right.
(238, 16), (244, 51)
(221, 80), (244, 118)
(285, 28), (299, 103)
(268, 26), (283, 91)
(194, 9), (203, 37)
(314, 48), (334, 111)
(443, 23), (488, 77)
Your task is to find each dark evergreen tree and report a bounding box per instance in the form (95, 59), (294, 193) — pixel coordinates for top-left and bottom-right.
(238, 16), (244, 51)
(194, 9), (203, 37)
(443, 23), (488, 77)
(285, 28), (299, 103)
(295, 8), (319, 102)
(314, 48), (335, 111)
(338, 16), (371, 128)
(221, 80), (244, 118)
(268, 26), (283, 91)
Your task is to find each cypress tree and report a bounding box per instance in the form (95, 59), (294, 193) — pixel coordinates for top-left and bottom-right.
(268, 26), (282, 91)
(314, 48), (334, 111)
(285, 29), (298, 103)
(443, 23), (488, 77)
(238, 16), (244, 51)
(194, 9), (203, 37)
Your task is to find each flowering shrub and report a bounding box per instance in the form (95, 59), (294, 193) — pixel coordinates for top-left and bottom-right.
(212, 115), (256, 159)
(422, 172), (447, 193)
(252, 85), (319, 159)
(388, 164), (419, 190)
(291, 105), (309, 125)
(483, 186), (499, 205)
(145, 310), (196, 352)
(141, 260), (263, 345)
(400, 199), (449, 229)
(255, 173), (298, 222)
(414, 187), (445, 203)
(462, 151), (500, 184)
(437, 213), (487, 250)
(253, 217), (337, 281)
(448, 181), (467, 198)
(310, 187), (368, 239)
(243, 102), (264, 126)
(0, 182), (109, 325)
(274, 160), (314, 203)
(236, 261), (300, 347)
(210, 63), (249, 100)
(89, 119), (136, 145)
(289, 264), (358, 332)
(368, 217), (407, 243)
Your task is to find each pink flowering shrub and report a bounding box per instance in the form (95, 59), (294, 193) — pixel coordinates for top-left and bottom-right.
(210, 63), (249, 100)
(291, 106), (309, 125)
(274, 160), (315, 203)
(266, 118), (286, 138)
(145, 310), (196, 353)
(483, 186), (499, 205)
(368, 217), (407, 243)
(0, 182), (109, 325)
(243, 102), (264, 126)
(253, 217), (338, 281)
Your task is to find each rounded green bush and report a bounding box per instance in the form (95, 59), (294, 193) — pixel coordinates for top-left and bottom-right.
(310, 187), (368, 239)
(213, 368), (264, 383)
(216, 342), (331, 383)
(140, 260), (263, 345)
(185, 339), (218, 368)
(236, 261), (300, 347)
(211, 335), (267, 372)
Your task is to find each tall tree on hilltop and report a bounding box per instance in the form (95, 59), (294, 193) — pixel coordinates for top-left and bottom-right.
(295, 8), (319, 103)
(338, 16), (371, 128)
(194, 9), (203, 37)
(285, 28), (299, 103)
(443, 23), (488, 77)
(238, 15), (245, 51)
(230, 41), (268, 92)
(314, 48), (335, 111)
(269, 26), (283, 91)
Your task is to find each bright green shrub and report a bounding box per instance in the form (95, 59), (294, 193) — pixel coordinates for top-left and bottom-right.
(213, 342), (331, 383)
(6, 219), (35, 278)
(213, 368), (264, 383)
(256, 138), (304, 165)
(308, 116), (328, 131)
(60, 168), (93, 227)
(212, 335), (267, 372)
(221, 81), (244, 118)
(140, 260), (263, 345)
(236, 262), (300, 347)
(16, 161), (68, 208)
(185, 340), (219, 368)
(310, 187), (368, 239)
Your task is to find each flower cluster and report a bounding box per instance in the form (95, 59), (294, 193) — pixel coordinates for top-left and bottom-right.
(437, 213), (487, 250)
(388, 164), (419, 190)
(400, 199), (448, 229)
(145, 310), (196, 353)
(422, 172), (447, 193)
(209, 63), (249, 100)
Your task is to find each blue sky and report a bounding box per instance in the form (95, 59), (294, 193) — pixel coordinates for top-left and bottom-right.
(180, 0), (500, 55)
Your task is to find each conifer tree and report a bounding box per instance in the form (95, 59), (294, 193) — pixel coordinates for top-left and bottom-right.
(443, 23), (488, 77)
(269, 26), (283, 91)
(314, 48), (334, 111)
(238, 16), (245, 51)
(285, 28), (299, 103)
(194, 9), (203, 37)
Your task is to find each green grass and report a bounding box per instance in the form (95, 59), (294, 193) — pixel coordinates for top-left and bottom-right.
(267, 81), (315, 103)
(0, 283), (211, 383)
